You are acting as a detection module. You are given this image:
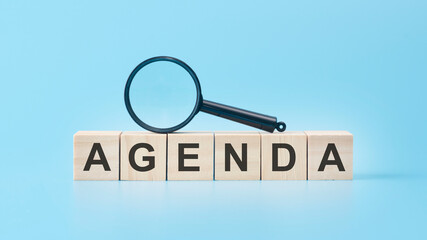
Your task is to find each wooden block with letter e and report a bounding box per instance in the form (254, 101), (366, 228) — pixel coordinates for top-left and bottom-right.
(167, 132), (214, 180)
(305, 131), (353, 180)
(261, 131), (307, 180)
(120, 132), (167, 180)
(73, 131), (121, 180)
(215, 132), (261, 180)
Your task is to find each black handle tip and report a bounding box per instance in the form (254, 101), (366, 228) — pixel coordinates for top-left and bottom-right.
(276, 121), (286, 132)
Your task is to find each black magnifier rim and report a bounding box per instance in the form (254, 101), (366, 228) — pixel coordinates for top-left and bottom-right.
(124, 56), (202, 133)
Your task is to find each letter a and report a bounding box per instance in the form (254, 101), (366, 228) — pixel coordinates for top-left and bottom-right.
(318, 143), (345, 171)
(83, 143), (111, 171)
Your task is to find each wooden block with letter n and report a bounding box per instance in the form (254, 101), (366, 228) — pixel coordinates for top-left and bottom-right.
(120, 132), (167, 180)
(305, 131), (353, 180)
(167, 132), (214, 180)
(215, 132), (261, 180)
(261, 131), (307, 180)
(73, 131), (121, 180)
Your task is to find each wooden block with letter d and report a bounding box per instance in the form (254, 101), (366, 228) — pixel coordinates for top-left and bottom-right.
(167, 132), (214, 180)
(215, 132), (261, 180)
(120, 132), (167, 180)
(305, 131), (353, 180)
(261, 131), (307, 180)
(73, 131), (121, 180)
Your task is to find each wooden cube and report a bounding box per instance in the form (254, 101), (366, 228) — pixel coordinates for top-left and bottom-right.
(261, 131), (307, 180)
(120, 132), (167, 181)
(305, 131), (353, 180)
(73, 131), (121, 180)
(167, 132), (214, 180)
(215, 132), (261, 180)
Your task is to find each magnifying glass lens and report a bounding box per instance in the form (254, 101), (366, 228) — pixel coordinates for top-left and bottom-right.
(129, 61), (197, 129)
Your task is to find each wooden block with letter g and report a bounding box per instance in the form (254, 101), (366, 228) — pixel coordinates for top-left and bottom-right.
(73, 131), (121, 180)
(167, 132), (214, 180)
(305, 131), (353, 180)
(215, 132), (261, 180)
(261, 131), (307, 180)
(120, 132), (167, 180)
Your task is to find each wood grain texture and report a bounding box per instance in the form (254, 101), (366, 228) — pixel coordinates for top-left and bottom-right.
(73, 131), (121, 180)
(120, 132), (167, 181)
(261, 131), (307, 180)
(305, 131), (353, 180)
(167, 132), (214, 180)
(215, 132), (261, 180)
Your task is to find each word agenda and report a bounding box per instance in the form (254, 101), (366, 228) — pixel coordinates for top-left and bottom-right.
(73, 131), (353, 181)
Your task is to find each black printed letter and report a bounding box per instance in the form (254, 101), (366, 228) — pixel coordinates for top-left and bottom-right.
(129, 143), (155, 172)
(225, 143), (247, 171)
(178, 143), (200, 171)
(318, 143), (345, 171)
(83, 143), (111, 171)
(272, 143), (296, 171)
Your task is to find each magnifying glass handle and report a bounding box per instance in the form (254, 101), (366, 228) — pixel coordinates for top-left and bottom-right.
(200, 100), (286, 132)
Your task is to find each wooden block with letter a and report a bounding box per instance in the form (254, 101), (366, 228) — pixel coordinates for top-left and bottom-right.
(73, 131), (121, 180)
(215, 132), (261, 180)
(167, 132), (214, 180)
(261, 131), (307, 180)
(305, 131), (353, 180)
(120, 132), (167, 180)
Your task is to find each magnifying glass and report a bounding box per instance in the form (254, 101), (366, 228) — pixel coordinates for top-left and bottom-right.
(124, 56), (286, 133)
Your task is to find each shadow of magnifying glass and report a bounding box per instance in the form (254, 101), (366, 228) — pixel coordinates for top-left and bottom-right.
(124, 56), (286, 133)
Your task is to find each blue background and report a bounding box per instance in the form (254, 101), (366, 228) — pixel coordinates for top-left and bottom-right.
(1, 0), (426, 239)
